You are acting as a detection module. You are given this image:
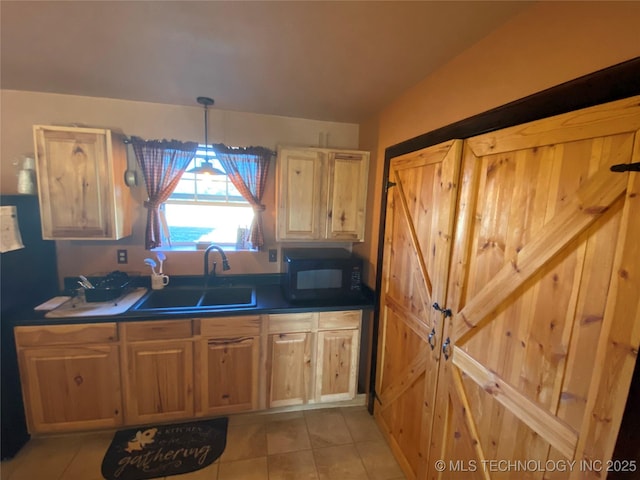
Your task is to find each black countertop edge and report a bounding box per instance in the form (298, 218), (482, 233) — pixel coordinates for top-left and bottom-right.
(13, 275), (376, 326)
(62, 272), (283, 295)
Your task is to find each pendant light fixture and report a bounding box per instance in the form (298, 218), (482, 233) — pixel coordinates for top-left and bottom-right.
(187, 96), (225, 176)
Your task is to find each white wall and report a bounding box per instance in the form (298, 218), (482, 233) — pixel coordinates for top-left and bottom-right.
(357, 1), (640, 287)
(0, 91), (359, 280)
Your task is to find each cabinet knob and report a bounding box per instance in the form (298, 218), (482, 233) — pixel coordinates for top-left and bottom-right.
(73, 375), (84, 386)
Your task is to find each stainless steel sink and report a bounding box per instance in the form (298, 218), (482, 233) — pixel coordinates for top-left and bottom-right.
(132, 286), (256, 311)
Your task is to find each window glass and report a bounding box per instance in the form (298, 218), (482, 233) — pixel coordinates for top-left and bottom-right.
(164, 149), (254, 248)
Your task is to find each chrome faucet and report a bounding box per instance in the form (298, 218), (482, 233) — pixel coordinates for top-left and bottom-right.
(203, 244), (230, 285)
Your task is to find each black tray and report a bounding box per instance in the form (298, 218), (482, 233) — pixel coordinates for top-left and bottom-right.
(85, 271), (131, 303)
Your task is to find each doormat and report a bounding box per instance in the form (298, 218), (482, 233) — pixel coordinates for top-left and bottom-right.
(101, 417), (228, 480)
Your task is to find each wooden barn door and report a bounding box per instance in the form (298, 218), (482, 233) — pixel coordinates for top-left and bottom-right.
(375, 139), (462, 479)
(428, 97), (640, 479)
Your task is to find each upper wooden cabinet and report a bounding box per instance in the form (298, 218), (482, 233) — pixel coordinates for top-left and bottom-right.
(276, 146), (369, 242)
(33, 125), (132, 240)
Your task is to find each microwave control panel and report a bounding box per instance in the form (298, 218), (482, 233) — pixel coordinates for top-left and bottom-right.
(350, 268), (362, 291)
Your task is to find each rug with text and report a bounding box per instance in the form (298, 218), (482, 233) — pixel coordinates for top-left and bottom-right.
(101, 417), (228, 480)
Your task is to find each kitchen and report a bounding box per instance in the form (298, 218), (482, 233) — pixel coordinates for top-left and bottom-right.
(2, 2), (640, 480)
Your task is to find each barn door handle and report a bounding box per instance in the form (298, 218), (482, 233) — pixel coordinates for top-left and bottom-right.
(610, 162), (640, 172)
(428, 328), (436, 350)
(432, 302), (452, 317)
(442, 337), (451, 361)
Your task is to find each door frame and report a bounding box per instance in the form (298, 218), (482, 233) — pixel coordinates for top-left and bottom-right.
(369, 56), (640, 411)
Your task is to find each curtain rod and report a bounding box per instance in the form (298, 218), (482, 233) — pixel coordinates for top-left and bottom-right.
(122, 136), (275, 156)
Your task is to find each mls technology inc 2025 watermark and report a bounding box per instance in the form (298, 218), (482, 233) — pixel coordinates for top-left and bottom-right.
(433, 459), (637, 474)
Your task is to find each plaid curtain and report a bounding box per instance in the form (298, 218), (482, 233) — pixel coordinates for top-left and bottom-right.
(212, 144), (274, 250)
(131, 137), (198, 249)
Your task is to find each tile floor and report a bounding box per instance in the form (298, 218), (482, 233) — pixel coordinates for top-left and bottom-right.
(1, 406), (407, 480)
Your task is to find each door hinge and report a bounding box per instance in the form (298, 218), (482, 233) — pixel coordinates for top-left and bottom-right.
(385, 180), (396, 191)
(610, 162), (640, 172)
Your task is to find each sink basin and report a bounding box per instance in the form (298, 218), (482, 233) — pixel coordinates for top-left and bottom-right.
(200, 287), (255, 307)
(132, 286), (256, 311)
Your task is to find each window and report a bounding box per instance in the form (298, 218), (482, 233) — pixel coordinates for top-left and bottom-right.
(163, 147), (254, 248)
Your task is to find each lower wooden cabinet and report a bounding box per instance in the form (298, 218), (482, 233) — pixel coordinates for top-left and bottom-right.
(120, 320), (194, 425)
(267, 310), (361, 408)
(196, 316), (261, 415)
(316, 311), (361, 403)
(268, 332), (313, 407)
(14, 324), (123, 433)
(315, 328), (359, 403)
(15, 309), (363, 434)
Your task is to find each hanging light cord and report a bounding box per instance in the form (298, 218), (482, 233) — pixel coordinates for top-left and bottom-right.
(197, 96), (214, 163)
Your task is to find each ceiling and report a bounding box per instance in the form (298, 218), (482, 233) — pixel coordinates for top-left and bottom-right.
(1, 1), (530, 123)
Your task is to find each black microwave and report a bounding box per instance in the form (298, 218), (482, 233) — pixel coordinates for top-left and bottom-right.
(282, 248), (363, 302)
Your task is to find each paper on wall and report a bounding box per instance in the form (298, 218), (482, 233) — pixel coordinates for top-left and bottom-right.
(0, 205), (25, 253)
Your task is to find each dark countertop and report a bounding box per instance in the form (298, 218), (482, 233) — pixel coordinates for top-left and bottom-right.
(11, 274), (376, 326)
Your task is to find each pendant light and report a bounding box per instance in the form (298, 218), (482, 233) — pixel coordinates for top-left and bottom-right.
(188, 96), (225, 175)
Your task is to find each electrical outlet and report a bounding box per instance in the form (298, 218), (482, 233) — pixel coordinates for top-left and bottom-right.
(268, 249), (277, 262)
(117, 249), (128, 264)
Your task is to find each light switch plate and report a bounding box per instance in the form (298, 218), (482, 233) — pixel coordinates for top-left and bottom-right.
(268, 249), (277, 262)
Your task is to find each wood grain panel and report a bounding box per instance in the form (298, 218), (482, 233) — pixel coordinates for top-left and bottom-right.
(199, 315), (261, 337)
(268, 332), (311, 407)
(326, 152), (369, 240)
(19, 345), (122, 433)
(315, 329), (359, 402)
(124, 340), (194, 424)
(425, 97), (640, 480)
(121, 320), (192, 341)
(15, 323), (118, 346)
(375, 140), (462, 480)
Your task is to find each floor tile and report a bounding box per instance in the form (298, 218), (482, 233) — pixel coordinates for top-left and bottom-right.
(340, 406), (384, 443)
(267, 449), (318, 480)
(0, 407), (406, 480)
(266, 418), (311, 455)
(166, 462), (218, 479)
(220, 422), (267, 462)
(60, 431), (115, 480)
(313, 444), (368, 480)
(227, 412), (268, 426)
(3, 434), (84, 480)
(356, 440), (404, 480)
(218, 456), (268, 480)
(304, 409), (353, 448)
(263, 411), (304, 423)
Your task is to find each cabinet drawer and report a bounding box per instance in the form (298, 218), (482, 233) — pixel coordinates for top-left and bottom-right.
(268, 313), (316, 333)
(318, 310), (361, 330)
(122, 320), (192, 341)
(198, 316), (261, 337)
(15, 323), (118, 346)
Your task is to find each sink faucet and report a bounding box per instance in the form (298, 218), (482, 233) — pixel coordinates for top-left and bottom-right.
(203, 244), (230, 286)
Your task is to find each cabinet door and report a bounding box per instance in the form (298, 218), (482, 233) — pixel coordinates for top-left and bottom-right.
(124, 340), (194, 424)
(19, 345), (122, 433)
(268, 332), (312, 407)
(200, 336), (259, 415)
(375, 140), (462, 478)
(429, 98), (640, 479)
(33, 125), (130, 239)
(326, 151), (369, 241)
(276, 148), (325, 240)
(315, 329), (359, 403)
